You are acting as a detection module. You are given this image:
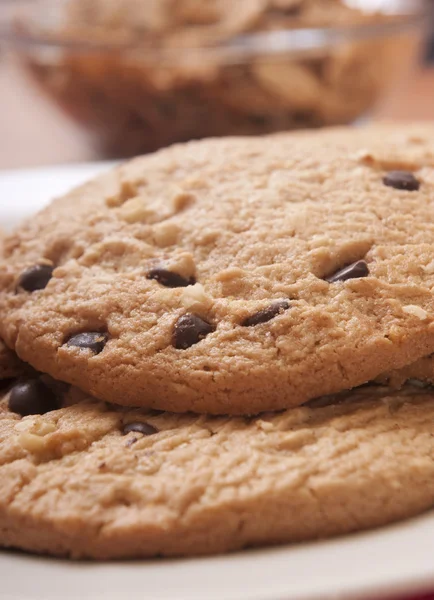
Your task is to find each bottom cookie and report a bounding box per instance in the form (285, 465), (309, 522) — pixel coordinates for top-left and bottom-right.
(1, 380), (434, 559)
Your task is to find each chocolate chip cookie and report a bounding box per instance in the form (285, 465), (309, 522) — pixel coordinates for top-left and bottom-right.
(380, 355), (434, 389)
(2, 381), (434, 558)
(3, 125), (434, 414)
(0, 340), (26, 381)
(0, 234), (27, 380)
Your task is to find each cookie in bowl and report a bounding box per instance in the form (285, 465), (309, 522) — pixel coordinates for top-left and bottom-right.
(7, 0), (423, 155)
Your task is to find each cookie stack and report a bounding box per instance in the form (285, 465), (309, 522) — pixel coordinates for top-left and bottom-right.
(1, 124), (434, 559)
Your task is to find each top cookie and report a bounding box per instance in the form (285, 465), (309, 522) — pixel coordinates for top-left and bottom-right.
(2, 125), (434, 414)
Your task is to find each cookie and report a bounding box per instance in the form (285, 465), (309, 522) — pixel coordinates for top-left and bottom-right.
(0, 340), (27, 381)
(3, 125), (434, 414)
(0, 234), (27, 380)
(2, 380), (434, 559)
(21, 0), (398, 155)
(380, 355), (434, 389)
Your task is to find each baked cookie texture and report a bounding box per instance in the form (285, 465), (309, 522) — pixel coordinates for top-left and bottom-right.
(1, 381), (434, 559)
(0, 340), (26, 381)
(380, 356), (434, 389)
(0, 234), (27, 380)
(23, 0), (403, 155)
(2, 125), (434, 414)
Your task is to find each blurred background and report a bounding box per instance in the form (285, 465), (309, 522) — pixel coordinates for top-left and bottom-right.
(0, 0), (433, 170)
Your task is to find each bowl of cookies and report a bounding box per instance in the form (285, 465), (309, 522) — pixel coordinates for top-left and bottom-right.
(0, 0), (425, 157)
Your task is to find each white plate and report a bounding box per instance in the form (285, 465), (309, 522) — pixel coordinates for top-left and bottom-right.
(1, 164), (434, 600)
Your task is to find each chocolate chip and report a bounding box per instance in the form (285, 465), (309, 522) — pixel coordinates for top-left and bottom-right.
(147, 268), (195, 288)
(242, 300), (290, 327)
(17, 264), (54, 292)
(66, 332), (108, 354)
(8, 379), (58, 417)
(383, 171), (420, 191)
(172, 313), (214, 349)
(122, 422), (158, 436)
(326, 260), (369, 283)
(0, 378), (14, 391)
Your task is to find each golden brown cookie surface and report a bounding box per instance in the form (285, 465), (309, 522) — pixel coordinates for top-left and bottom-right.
(1, 382), (434, 559)
(2, 125), (434, 413)
(0, 233), (28, 381)
(0, 340), (27, 381)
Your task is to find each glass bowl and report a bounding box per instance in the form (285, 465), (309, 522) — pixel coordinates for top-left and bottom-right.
(0, 0), (426, 158)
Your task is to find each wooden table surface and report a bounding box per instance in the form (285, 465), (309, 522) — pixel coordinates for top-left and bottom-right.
(0, 57), (433, 170)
